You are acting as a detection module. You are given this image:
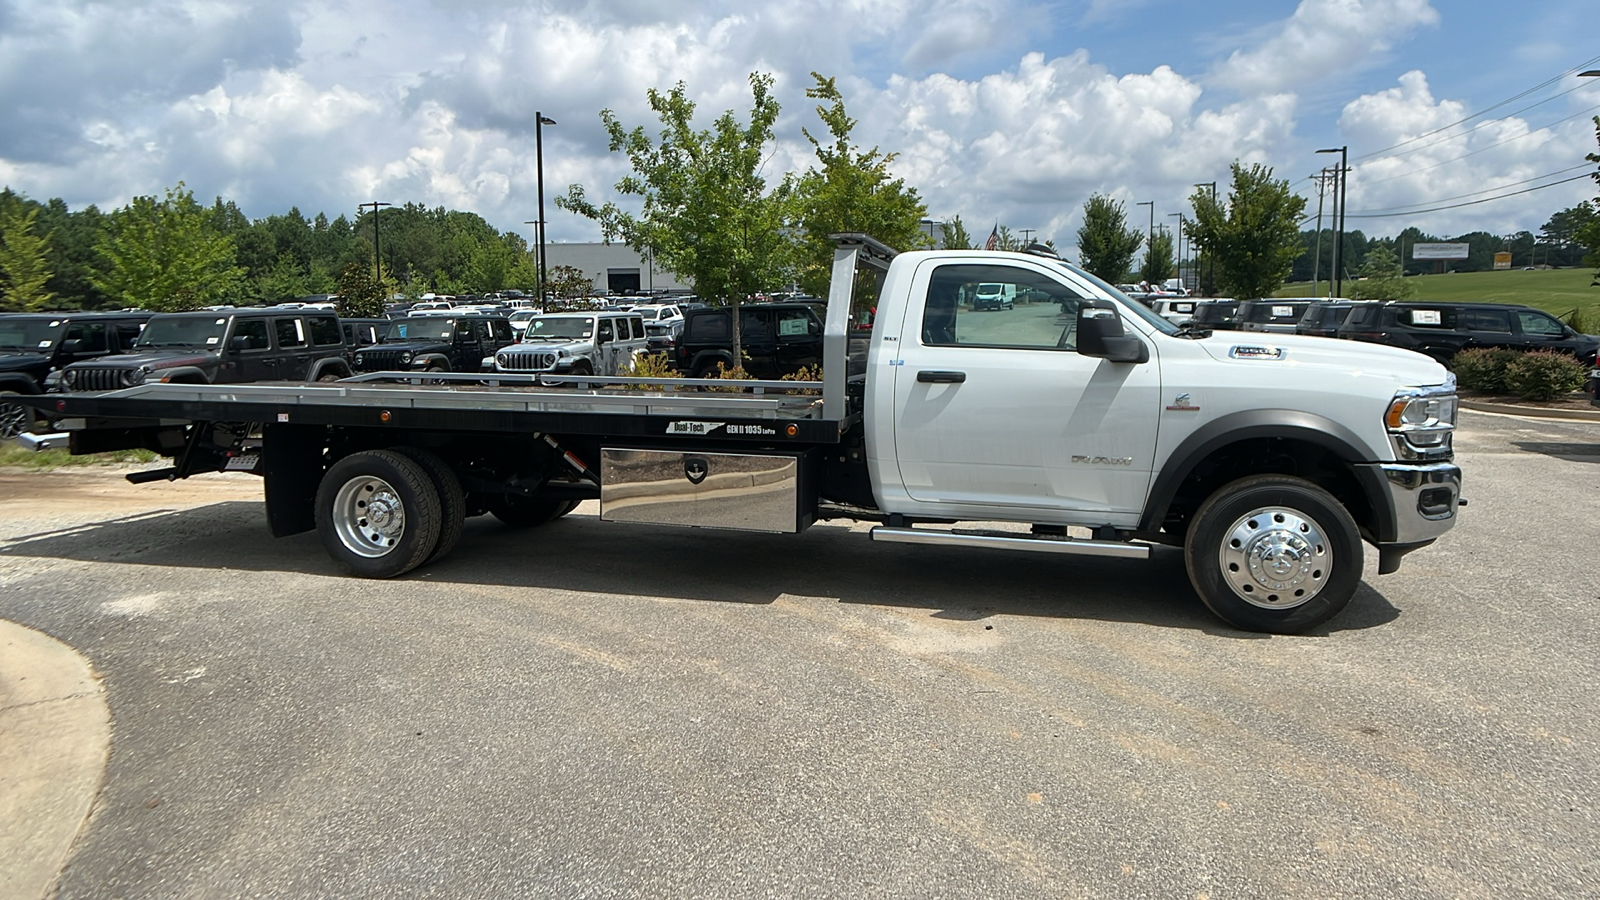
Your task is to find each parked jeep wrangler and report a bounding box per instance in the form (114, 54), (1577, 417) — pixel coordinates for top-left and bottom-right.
(58, 308), (351, 391)
(493, 311), (648, 376)
(353, 315), (516, 374)
(0, 310), (153, 437)
(674, 303), (825, 378)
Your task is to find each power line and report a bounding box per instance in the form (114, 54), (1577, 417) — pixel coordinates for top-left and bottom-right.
(1356, 102), (1600, 187)
(1349, 162), (1594, 214)
(1360, 80), (1598, 167)
(1343, 171), (1593, 219)
(1352, 54), (1600, 162)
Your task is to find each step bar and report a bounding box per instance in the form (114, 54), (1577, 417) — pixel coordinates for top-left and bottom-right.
(869, 526), (1151, 559)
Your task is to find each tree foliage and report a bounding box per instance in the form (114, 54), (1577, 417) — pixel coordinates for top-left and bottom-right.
(1075, 194), (1143, 284)
(1349, 245), (1415, 300)
(1140, 228), (1175, 285)
(783, 73), (928, 297)
(1187, 162), (1307, 299)
(93, 183), (245, 311)
(334, 262), (387, 318)
(940, 216), (973, 250)
(0, 193), (57, 311)
(545, 264), (594, 300)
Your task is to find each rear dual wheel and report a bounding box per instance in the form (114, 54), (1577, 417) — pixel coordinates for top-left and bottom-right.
(315, 448), (470, 577)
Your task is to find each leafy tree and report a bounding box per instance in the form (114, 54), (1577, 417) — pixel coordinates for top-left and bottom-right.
(545, 264), (595, 300)
(1140, 228), (1175, 286)
(1582, 116), (1600, 281)
(94, 183), (245, 311)
(1349, 245), (1415, 300)
(783, 73), (928, 298)
(0, 193), (57, 311)
(1187, 162), (1307, 299)
(940, 216), (973, 250)
(1075, 194), (1143, 283)
(335, 262), (387, 318)
(559, 72), (791, 365)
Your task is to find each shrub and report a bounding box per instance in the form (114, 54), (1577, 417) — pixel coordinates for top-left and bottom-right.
(703, 361), (754, 392)
(1503, 350), (1588, 401)
(1564, 308), (1597, 336)
(780, 364), (824, 395)
(619, 350), (679, 389)
(1451, 347), (1520, 392)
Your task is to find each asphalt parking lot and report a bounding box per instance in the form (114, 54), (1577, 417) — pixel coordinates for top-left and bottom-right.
(1, 409), (1596, 899)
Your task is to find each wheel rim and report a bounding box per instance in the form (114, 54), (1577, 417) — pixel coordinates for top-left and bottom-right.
(332, 475), (406, 558)
(1217, 505), (1332, 609)
(0, 400), (30, 440)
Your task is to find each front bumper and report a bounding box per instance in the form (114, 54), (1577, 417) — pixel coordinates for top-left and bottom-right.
(1365, 461), (1462, 545)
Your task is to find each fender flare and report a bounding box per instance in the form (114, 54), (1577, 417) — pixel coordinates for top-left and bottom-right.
(153, 366), (213, 384)
(307, 358), (352, 381)
(411, 354), (451, 371)
(1139, 409), (1386, 533)
(689, 350), (736, 375)
(0, 374), (41, 393)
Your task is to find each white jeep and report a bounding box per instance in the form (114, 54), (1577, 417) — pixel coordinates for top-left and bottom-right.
(493, 311), (648, 377)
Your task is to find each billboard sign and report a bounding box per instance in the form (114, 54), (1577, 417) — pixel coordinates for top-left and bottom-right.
(1412, 242), (1470, 260)
(1493, 252), (1513, 270)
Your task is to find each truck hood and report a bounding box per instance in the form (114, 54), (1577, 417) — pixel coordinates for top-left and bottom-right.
(366, 340), (448, 355)
(0, 350), (49, 371)
(512, 338), (590, 353)
(1195, 333), (1450, 388)
(77, 349), (218, 369)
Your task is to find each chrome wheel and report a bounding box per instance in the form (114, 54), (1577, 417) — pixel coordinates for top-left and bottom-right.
(0, 396), (32, 440)
(1217, 506), (1331, 610)
(332, 475), (407, 558)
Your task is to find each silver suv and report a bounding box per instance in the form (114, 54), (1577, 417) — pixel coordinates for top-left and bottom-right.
(494, 311), (648, 377)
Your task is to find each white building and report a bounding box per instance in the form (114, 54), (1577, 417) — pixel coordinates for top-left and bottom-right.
(544, 243), (692, 296)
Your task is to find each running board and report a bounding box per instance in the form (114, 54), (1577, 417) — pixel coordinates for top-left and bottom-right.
(869, 526), (1150, 559)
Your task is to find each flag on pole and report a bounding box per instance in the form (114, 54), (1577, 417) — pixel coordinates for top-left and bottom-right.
(984, 224), (998, 251)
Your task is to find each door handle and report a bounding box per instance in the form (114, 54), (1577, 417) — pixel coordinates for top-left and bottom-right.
(917, 370), (966, 383)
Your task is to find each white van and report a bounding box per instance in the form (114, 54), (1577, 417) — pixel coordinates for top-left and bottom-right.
(973, 283), (1016, 310)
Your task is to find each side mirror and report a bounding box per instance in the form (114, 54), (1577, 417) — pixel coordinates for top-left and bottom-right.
(58, 339), (84, 354)
(229, 336), (250, 352)
(1076, 300), (1149, 363)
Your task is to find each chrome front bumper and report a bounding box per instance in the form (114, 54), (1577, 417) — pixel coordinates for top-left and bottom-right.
(1373, 461), (1462, 545)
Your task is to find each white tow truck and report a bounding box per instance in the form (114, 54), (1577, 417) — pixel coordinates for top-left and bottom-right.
(29, 235), (1461, 633)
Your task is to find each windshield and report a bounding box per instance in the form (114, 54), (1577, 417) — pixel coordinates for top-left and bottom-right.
(385, 319), (457, 341)
(0, 317), (66, 351)
(1056, 263), (1181, 335)
(976, 283), (1004, 296)
(509, 310), (539, 322)
(523, 317), (594, 340)
(137, 316), (229, 348)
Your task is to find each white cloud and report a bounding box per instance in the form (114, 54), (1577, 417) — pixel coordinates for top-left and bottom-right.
(1211, 0), (1440, 95)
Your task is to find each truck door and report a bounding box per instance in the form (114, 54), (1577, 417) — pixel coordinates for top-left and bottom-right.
(890, 259), (1162, 517)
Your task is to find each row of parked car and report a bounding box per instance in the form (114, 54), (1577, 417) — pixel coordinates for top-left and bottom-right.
(1135, 296), (1599, 367)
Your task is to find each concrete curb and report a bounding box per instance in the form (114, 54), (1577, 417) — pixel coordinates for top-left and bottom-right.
(0, 621), (111, 900)
(1461, 399), (1600, 422)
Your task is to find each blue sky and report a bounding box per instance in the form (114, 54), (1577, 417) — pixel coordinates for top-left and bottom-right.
(1, 0), (1596, 254)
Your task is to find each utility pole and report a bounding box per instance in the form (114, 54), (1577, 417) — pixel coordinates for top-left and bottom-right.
(1318, 146), (1348, 299)
(1019, 228), (1036, 244)
(361, 201), (392, 284)
(1310, 169), (1332, 297)
(535, 112), (557, 302)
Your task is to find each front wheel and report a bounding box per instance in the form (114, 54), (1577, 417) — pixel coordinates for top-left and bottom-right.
(1184, 475), (1362, 634)
(315, 449), (442, 578)
(0, 392), (37, 440)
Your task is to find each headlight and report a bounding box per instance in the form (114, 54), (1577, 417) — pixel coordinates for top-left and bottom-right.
(354, 353), (365, 365)
(1385, 383), (1457, 457)
(400, 352), (413, 364)
(63, 369), (78, 388)
(124, 366), (150, 386)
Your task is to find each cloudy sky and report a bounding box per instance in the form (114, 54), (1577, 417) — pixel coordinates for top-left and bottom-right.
(2, 0), (1597, 254)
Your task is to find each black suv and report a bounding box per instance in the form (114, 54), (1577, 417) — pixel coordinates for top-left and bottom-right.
(59, 308), (352, 391)
(352, 315), (515, 374)
(1295, 300), (1383, 338)
(1188, 299), (1242, 330)
(0, 311), (153, 437)
(674, 303), (824, 378)
(1333, 301), (1600, 366)
(1236, 299), (1314, 334)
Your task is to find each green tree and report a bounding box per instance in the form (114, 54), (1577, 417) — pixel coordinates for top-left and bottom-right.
(93, 183), (245, 311)
(940, 216), (973, 250)
(1581, 116), (1600, 281)
(335, 262), (387, 318)
(1140, 228), (1175, 286)
(545, 264), (594, 300)
(783, 73), (928, 298)
(1187, 162), (1308, 299)
(559, 72), (791, 367)
(0, 194), (57, 311)
(1076, 194), (1142, 283)
(1349, 244), (1415, 300)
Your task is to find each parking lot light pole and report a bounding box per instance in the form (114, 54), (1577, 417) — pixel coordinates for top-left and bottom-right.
(523, 220), (541, 302)
(535, 113), (557, 303)
(361, 201), (391, 284)
(1169, 212), (1185, 290)
(1318, 146), (1348, 299)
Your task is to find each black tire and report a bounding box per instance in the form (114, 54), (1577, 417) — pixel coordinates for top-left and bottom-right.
(0, 391), (37, 440)
(569, 361), (593, 376)
(390, 446), (465, 565)
(1184, 474), (1362, 634)
(317, 373), (342, 383)
(488, 494), (577, 528)
(315, 449), (442, 578)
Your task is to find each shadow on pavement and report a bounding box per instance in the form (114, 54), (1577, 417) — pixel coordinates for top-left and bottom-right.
(0, 499), (1400, 636)
(1511, 441), (1600, 464)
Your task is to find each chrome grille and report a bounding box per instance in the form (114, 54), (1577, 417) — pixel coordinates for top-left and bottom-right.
(66, 367), (126, 391)
(497, 349), (557, 372)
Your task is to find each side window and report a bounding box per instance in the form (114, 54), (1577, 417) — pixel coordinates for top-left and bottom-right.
(115, 322), (145, 350)
(274, 317), (306, 348)
(490, 319), (513, 342)
(775, 309), (812, 338)
(1401, 307), (1455, 328)
(64, 322), (109, 352)
(631, 317), (644, 339)
(1460, 310), (1512, 333)
(233, 319), (270, 351)
(921, 264), (1086, 350)
(308, 316), (342, 346)
(740, 310), (773, 341)
(1517, 311), (1563, 336)
(688, 313), (728, 341)
(598, 319), (614, 342)
(454, 320), (475, 341)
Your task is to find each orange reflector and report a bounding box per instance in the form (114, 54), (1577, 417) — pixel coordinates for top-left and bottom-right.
(786, 424), (798, 437)
(380, 410), (392, 422)
(1384, 400), (1407, 430)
